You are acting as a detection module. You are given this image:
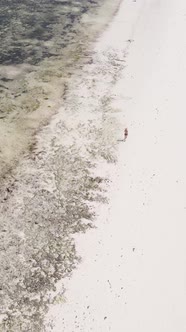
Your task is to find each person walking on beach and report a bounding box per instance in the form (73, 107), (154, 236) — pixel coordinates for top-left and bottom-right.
(124, 128), (128, 141)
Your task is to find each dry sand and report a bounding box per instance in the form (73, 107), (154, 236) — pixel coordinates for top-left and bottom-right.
(45, 0), (186, 331)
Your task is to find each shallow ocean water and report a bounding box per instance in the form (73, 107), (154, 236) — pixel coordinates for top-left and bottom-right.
(0, 0), (115, 177)
(0, 0), (123, 331)
(0, 0), (102, 65)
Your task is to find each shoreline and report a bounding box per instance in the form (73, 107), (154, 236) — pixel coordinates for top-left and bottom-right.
(46, 0), (186, 331)
(44, 0), (143, 329)
(0, 0), (122, 181)
(0, 1), (124, 330)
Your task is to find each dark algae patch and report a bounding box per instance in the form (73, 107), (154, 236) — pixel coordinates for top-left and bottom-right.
(0, 0), (110, 178)
(0, 0), (123, 330)
(0, 0), (100, 65)
(0, 128), (110, 332)
(0, 0), (120, 119)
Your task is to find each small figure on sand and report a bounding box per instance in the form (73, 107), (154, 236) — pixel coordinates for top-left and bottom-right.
(124, 128), (128, 141)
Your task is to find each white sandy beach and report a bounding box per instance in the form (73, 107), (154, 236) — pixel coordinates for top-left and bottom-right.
(45, 0), (186, 331)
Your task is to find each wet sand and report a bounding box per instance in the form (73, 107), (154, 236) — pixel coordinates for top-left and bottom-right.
(0, 0), (121, 179)
(0, 1), (122, 331)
